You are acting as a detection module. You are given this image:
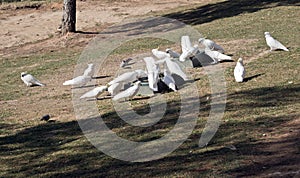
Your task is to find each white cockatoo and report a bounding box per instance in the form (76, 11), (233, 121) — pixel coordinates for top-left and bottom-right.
(198, 38), (225, 53)
(80, 85), (108, 99)
(63, 63), (93, 86)
(152, 47), (170, 60)
(63, 75), (92, 86)
(234, 58), (246, 82)
(21, 72), (45, 87)
(166, 48), (180, 58)
(143, 57), (160, 91)
(162, 68), (177, 92)
(108, 71), (138, 85)
(83, 63), (94, 76)
(204, 48), (231, 63)
(112, 81), (141, 101)
(180, 36), (199, 62)
(108, 82), (123, 96)
(165, 57), (188, 80)
(264, 32), (289, 51)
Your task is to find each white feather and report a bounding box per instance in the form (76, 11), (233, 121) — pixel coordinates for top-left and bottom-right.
(83, 63), (94, 76)
(205, 49), (231, 62)
(234, 58), (246, 82)
(63, 75), (91, 86)
(108, 82), (123, 96)
(80, 86), (107, 99)
(21, 72), (45, 87)
(108, 71), (138, 85)
(143, 57), (160, 91)
(180, 36), (198, 61)
(199, 38), (225, 53)
(162, 69), (177, 91)
(152, 48), (170, 60)
(112, 81), (141, 101)
(165, 57), (188, 80)
(264, 32), (289, 51)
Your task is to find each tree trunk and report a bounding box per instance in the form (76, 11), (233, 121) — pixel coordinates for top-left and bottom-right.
(62, 0), (76, 34)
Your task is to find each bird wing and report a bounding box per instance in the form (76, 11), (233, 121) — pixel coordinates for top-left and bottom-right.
(212, 42), (225, 53)
(268, 37), (289, 51)
(108, 82), (123, 96)
(162, 71), (177, 91)
(63, 75), (90, 85)
(165, 58), (188, 80)
(205, 49), (231, 61)
(181, 36), (193, 54)
(152, 49), (170, 60)
(25, 74), (45, 86)
(108, 71), (137, 85)
(80, 86), (107, 99)
(112, 85), (138, 101)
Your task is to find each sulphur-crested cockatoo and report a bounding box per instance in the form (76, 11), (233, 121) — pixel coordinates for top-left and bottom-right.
(264, 32), (289, 51)
(144, 57), (160, 91)
(83, 63), (94, 76)
(180, 36), (198, 62)
(21, 72), (45, 87)
(80, 85), (108, 99)
(63, 75), (92, 86)
(165, 57), (188, 80)
(198, 38), (225, 53)
(152, 47), (170, 60)
(162, 68), (177, 91)
(108, 71), (138, 85)
(234, 58), (246, 82)
(108, 82), (123, 96)
(205, 48), (231, 63)
(112, 81), (141, 101)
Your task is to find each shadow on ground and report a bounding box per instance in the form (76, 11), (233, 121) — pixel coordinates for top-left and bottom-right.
(164, 0), (300, 25)
(0, 84), (299, 177)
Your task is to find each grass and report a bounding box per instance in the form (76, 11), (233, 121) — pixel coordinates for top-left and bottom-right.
(1, 1), (300, 177)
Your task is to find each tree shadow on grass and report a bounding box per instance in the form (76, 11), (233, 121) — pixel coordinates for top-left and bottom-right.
(164, 0), (300, 26)
(0, 84), (299, 177)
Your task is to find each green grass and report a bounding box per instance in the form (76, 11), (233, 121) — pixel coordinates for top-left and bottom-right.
(1, 1), (300, 177)
(0, 51), (78, 101)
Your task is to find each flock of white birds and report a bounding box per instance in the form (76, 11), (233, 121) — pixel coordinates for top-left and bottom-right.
(21, 32), (289, 101)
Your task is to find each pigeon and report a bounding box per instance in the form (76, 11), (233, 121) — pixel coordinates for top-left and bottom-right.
(63, 75), (92, 86)
(112, 81), (141, 101)
(180, 36), (199, 62)
(108, 71), (138, 85)
(162, 68), (177, 91)
(83, 63), (94, 76)
(166, 48), (180, 58)
(152, 47), (170, 60)
(21, 72), (45, 87)
(40, 114), (50, 121)
(264, 32), (289, 51)
(198, 38), (225, 53)
(120, 58), (133, 68)
(204, 48), (231, 63)
(234, 58), (246, 82)
(80, 85), (108, 99)
(108, 82), (123, 96)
